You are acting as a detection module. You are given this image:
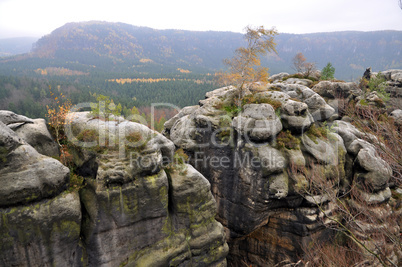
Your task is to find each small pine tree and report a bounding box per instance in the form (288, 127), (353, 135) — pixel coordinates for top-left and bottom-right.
(90, 93), (122, 119)
(321, 63), (335, 80)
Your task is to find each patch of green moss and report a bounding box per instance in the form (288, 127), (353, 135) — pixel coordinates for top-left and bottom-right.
(52, 220), (81, 239)
(242, 94), (282, 111)
(359, 99), (369, 106)
(276, 130), (300, 150)
(391, 189), (402, 200)
(67, 173), (85, 193)
(0, 146), (8, 163)
(223, 104), (242, 117)
(283, 73), (318, 82)
(165, 149), (189, 175)
(75, 128), (108, 153)
(306, 123), (328, 143)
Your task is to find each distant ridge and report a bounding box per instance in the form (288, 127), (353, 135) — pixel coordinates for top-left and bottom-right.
(1, 21), (401, 80)
(0, 36), (38, 57)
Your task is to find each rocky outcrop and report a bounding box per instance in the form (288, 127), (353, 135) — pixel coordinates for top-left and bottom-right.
(0, 113), (81, 266)
(12, 118), (59, 157)
(69, 112), (228, 266)
(163, 75), (400, 266)
(232, 104), (282, 141)
(0, 111), (228, 266)
(1, 69), (401, 266)
(312, 80), (361, 99)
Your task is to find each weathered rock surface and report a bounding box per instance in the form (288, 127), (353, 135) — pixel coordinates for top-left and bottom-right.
(1, 68), (401, 266)
(0, 115), (81, 266)
(312, 80), (361, 99)
(0, 111), (228, 267)
(69, 112), (228, 266)
(0, 121), (69, 207)
(232, 104), (282, 141)
(390, 109), (402, 128)
(0, 110), (33, 125)
(164, 76), (400, 266)
(12, 118), (59, 157)
(0, 192), (82, 266)
(268, 72), (289, 83)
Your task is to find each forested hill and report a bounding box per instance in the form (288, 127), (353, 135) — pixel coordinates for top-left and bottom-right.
(1, 21), (401, 80)
(0, 21), (401, 121)
(28, 21), (243, 74)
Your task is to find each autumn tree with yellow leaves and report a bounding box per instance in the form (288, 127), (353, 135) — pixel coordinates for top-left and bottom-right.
(46, 86), (73, 166)
(216, 25), (278, 102)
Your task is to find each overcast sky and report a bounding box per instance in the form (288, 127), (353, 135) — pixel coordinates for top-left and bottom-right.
(0, 0), (401, 38)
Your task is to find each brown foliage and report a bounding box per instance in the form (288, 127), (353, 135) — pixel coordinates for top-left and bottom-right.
(215, 25), (278, 101)
(46, 86), (73, 166)
(292, 52), (317, 77)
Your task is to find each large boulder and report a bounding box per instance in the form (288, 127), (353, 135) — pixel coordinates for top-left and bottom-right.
(280, 99), (314, 132)
(0, 121), (69, 207)
(0, 110), (33, 125)
(380, 69), (402, 82)
(283, 77), (313, 87)
(268, 83), (336, 121)
(355, 146), (392, 191)
(232, 104), (282, 142)
(312, 81), (361, 99)
(12, 118), (59, 157)
(390, 109), (402, 128)
(268, 72), (289, 83)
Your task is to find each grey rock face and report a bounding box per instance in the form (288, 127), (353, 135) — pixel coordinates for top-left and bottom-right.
(0, 113), (81, 266)
(0, 110), (33, 125)
(390, 109), (402, 128)
(281, 100), (314, 132)
(283, 77), (313, 87)
(68, 112), (228, 266)
(170, 114), (199, 150)
(13, 118), (59, 157)
(232, 104), (282, 141)
(380, 69), (402, 82)
(267, 83), (336, 121)
(0, 192), (82, 266)
(0, 121), (69, 207)
(312, 81), (361, 99)
(0, 111), (228, 267)
(355, 147), (392, 191)
(268, 72), (289, 83)
(331, 120), (392, 191)
(301, 133), (346, 165)
(162, 75), (400, 265)
(163, 105), (199, 137)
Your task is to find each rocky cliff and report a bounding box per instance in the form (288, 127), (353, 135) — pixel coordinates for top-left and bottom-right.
(0, 69), (401, 266)
(163, 69), (402, 266)
(0, 110), (228, 266)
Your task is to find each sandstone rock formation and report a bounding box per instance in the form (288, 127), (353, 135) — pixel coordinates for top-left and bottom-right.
(163, 74), (401, 266)
(0, 69), (401, 267)
(0, 111), (228, 266)
(0, 113), (81, 266)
